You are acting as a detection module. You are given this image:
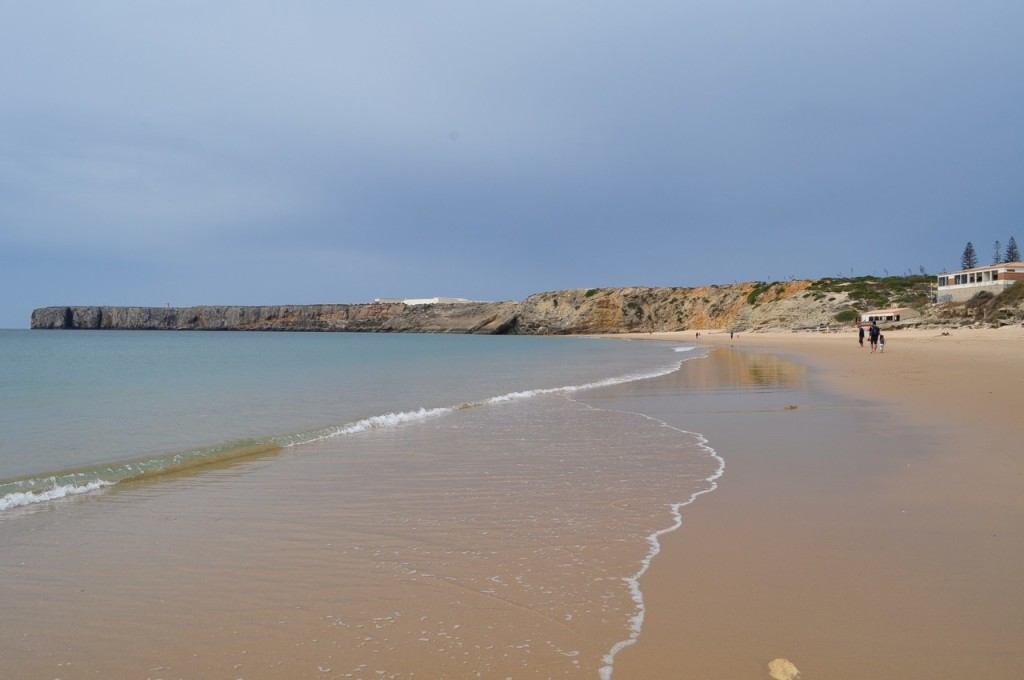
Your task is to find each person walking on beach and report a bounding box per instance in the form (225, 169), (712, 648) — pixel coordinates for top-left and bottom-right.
(879, 334), (885, 353)
(868, 321), (880, 353)
(858, 324), (865, 347)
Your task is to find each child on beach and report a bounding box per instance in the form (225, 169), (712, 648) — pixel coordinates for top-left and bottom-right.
(879, 334), (885, 352)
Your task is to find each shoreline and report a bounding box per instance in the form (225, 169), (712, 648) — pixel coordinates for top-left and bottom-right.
(608, 327), (1023, 678)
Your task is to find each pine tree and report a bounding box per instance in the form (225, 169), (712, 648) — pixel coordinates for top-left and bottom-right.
(993, 240), (1002, 264)
(961, 241), (978, 269)
(1005, 236), (1020, 262)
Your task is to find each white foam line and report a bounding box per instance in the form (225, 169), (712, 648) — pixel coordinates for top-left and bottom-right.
(598, 430), (723, 680)
(302, 353), (698, 444)
(292, 406), (457, 446)
(562, 390), (724, 680)
(485, 359), (688, 406)
(0, 480), (114, 511)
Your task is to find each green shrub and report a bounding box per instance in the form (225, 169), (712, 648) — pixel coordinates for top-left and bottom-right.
(834, 309), (858, 323)
(747, 283), (769, 304)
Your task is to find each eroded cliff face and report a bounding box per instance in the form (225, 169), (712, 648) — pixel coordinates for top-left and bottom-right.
(509, 281), (835, 333)
(31, 280), (859, 334)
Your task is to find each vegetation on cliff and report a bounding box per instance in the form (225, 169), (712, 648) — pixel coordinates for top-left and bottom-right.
(804, 274), (933, 310)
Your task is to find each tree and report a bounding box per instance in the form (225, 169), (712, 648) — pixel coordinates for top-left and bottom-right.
(993, 240), (1002, 264)
(1006, 236), (1020, 262)
(961, 241), (978, 269)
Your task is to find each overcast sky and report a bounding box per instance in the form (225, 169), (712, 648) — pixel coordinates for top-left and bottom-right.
(2, 1), (1022, 328)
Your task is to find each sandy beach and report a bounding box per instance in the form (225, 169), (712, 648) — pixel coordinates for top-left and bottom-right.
(2, 327), (1020, 679)
(610, 327), (1024, 679)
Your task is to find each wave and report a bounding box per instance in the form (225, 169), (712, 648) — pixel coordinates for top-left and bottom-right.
(1, 349), (703, 513)
(0, 480), (115, 511)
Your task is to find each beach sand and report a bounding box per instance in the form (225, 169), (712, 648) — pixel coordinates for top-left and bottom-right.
(609, 326), (1024, 679)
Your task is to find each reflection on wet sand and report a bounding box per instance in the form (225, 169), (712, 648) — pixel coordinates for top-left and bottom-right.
(675, 350), (807, 391)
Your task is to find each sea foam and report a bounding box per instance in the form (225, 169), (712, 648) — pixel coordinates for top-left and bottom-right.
(0, 480), (113, 511)
(587, 417), (724, 680)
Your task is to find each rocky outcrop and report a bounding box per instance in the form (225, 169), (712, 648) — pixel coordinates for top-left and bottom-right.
(38, 278), (1014, 333)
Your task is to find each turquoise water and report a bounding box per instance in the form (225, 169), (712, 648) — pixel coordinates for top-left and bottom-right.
(0, 330), (698, 508)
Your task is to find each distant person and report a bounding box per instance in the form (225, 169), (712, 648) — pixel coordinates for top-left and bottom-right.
(879, 334), (886, 353)
(868, 321), (880, 353)
(858, 324), (865, 347)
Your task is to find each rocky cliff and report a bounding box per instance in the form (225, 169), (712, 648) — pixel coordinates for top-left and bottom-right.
(30, 278), (1024, 333)
(30, 301), (520, 333)
(27, 281), (857, 334)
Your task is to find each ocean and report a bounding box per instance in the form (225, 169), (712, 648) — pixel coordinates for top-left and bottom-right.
(0, 329), (721, 679)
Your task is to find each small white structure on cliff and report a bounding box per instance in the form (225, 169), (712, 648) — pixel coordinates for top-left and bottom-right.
(936, 262), (1024, 302)
(373, 297), (476, 306)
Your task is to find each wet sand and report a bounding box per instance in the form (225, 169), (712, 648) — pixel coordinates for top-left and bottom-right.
(0, 389), (718, 679)
(610, 327), (1024, 679)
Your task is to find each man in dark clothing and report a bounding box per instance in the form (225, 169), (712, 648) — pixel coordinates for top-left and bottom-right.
(858, 324), (865, 347)
(868, 321), (880, 353)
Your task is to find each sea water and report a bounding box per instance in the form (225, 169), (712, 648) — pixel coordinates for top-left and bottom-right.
(0, 330), (699, 508)
(0, 329), (721, 678)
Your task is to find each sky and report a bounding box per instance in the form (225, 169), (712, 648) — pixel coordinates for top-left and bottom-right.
(2, 1), (1023, 328)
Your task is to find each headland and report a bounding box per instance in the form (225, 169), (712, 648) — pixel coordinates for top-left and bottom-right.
(29, 277), (1024, 333)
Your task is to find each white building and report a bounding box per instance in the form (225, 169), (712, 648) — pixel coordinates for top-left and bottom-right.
(373, 297), (477, 306)
(401, 297), (474, 306)
(860, 307), (920, 324)
(936, 262), (1024, 302)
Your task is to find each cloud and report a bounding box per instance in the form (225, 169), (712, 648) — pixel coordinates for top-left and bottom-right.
(2, 1), (1023, 327)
